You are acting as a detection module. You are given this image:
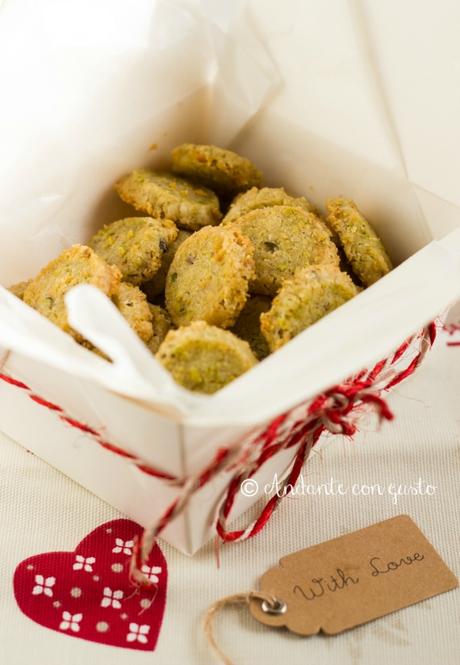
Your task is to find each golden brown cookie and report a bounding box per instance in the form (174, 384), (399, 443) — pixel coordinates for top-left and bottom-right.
(156, 321), (257, 394)
(165, 225), (255, 328)
(113, 282), (153, 343)
(326, 198), (393, 286)
(8, 280), (31, 300)
(171, 143), (262, 194)
(261, 264), (359, 351)
(229, 205), (339, 296)
(23, 245), (121, 340)
(115, 169), (221, 231)
(223, 186), (316, 224)
(89, 216), (177, 286)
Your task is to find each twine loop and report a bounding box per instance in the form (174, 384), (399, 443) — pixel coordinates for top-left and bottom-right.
(203, 590), (281, 665)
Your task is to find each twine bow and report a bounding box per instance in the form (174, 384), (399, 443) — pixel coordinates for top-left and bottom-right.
(130, 323), (436, 587)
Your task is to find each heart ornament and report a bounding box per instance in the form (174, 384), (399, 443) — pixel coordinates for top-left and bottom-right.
(13, 519), (167, 651)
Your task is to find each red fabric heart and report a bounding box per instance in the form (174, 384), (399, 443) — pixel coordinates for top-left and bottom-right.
(13, 519), (167, 651)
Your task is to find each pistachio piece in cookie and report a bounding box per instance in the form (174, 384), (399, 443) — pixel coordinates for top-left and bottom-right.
(156, 321), (257, 394)
(229, 205), (339, 296)
(89, 216), (177, 286)
(23, 245), (121, 341)
(260, 264), (359, 351)
(165, 225), (255, 328)
(115, 169), (221, 231)
(326, 198), (392, 286)
(171, 143), (262, 194)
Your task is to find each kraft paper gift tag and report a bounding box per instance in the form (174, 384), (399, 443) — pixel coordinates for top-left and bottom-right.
(204, 516), (457, 664)
(249, 515), (458, 634)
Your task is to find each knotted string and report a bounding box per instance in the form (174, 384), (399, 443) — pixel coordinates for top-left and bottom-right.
(131, 324), (435, 587)
(203, 590), (279, 665)
(0, 323), (436, 591)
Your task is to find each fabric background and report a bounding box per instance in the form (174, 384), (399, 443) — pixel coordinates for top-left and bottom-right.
(0, 325), (458, 665)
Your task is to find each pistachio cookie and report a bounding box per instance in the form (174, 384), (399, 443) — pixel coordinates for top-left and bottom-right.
(229, 206), (339, 296)
(142, 229), (191, 300)
(147, 304), (172, 354)
(8, 280), (31, 300)
(156, 321), (257, 394)
(261, 264), (359, 351)
(231, 295), (272, 360)
(223, 186), (316, 225)
(165, 225), (255, 328)
(115, 169), (221, 231)
(89, 216), (177, 286)
(326, 198), (392, 286)
(171, 143), (262, 194)
(23, 245), (121, 340)
(113, 282), (153, 343)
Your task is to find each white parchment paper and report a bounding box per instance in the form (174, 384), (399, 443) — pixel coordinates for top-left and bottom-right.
(0, 0), (459, 427)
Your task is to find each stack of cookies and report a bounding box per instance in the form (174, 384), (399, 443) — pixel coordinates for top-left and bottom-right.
(9, 144), (392, 394)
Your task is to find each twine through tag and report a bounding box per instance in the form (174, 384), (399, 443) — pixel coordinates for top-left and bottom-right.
(203, 590), (283, 665)
(203, 516), (458, 664)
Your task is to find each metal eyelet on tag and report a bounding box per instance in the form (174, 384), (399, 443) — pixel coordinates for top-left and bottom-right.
(261, 598), (287, 615)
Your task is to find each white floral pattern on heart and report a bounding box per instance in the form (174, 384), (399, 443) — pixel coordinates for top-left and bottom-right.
(141, 565), (162, 584)
(32, 575), (55, 597)
(112, 538), (134, 555)
(127, 623), (150, 644)
(101, 587), (124, 609)
(59, 611), (83, 633)
(73, 555), (96, 572)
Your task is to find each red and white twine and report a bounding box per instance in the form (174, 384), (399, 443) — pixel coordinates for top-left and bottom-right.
(444, 322), (460, 347)
(0, 322), (436, 589)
